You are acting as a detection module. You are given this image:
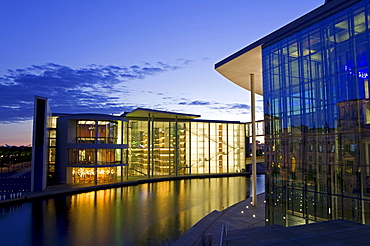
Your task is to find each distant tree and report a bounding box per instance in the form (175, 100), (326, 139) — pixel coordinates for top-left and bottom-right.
(0, 146), (32, 166)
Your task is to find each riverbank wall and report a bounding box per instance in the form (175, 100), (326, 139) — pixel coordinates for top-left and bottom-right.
(0, 172), (251, 207)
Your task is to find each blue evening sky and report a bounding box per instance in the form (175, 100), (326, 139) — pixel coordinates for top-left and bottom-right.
(0, 0), (324, 145)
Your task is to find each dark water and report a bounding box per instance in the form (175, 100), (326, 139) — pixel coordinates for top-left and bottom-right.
(0, 175), (264, 246)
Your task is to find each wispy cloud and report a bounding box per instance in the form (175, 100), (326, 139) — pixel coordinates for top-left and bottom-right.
(179, 100), (211, 106)
(169, 98), (262, 118)
(0, 61), (191, 123)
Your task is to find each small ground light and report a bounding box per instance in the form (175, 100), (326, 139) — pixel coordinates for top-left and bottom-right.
(253, 215), (256, 218)
(246, 206), (249, 209)
(241, 211), (244, 214)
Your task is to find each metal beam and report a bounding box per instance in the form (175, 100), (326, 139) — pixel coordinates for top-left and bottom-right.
(251, 74), (257, 207)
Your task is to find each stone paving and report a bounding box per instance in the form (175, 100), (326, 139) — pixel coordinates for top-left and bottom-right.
(225, 219), (370, 246)
(174, 193), (266, 245)
(174, 193), (370, 246)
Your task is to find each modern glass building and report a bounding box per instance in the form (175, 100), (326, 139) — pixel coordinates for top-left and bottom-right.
(45, 107), (250, 186)
(48, 113), (128, 185)
(216, 0), (370, 226)
(125, 109), (246, 177)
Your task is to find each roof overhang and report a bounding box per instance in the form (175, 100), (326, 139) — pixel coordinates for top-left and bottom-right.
(214, 0), (362, 97)
(215, 45), (263, 95)
(124, 108), (201, 120)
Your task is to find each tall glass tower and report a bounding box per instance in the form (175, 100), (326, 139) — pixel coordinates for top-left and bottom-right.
(216, 0), (370, 226)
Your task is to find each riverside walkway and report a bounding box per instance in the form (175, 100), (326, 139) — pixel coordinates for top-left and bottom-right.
(175, 193), (370, 246)
(174, 193), (266, 245)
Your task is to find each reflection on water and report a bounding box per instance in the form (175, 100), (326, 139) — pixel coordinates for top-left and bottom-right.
(0, 176), (264, 245)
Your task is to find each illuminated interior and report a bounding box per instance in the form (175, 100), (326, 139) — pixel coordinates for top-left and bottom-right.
(48, 110), (252, 185)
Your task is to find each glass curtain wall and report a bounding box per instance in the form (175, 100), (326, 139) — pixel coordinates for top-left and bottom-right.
(68, 119), (125, 184)
(77, 120), (122, 144)
(263, 0), (370, 226)
(128, 121), (149, 176)
(47, 116), (57, 184)
(128, 119), (246, 177)
(128, 120), (188, 177)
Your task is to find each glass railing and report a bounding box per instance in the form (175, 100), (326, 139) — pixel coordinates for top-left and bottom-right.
(76, 137), (119, 144)
(77, 138), (95, 144)
(69, 161), (122, 166)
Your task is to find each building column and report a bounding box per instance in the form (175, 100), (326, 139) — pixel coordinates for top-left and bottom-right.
(251, 73), (257, 207)
(208, 122), (211, 174)
(94, 120), (98, 185)
(151, 116), (155, 177)
(175, 116), (179, 176)
(226, 123), (229, 173)
(189, 121), (192, 175)
(147, 114), (151, 178)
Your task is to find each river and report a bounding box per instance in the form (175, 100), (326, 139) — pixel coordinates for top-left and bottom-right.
(0, 175), (264, 245)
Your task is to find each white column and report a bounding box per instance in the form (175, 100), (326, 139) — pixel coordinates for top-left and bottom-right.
(251, 74), (257, 207)
(147, 114), (151, 178)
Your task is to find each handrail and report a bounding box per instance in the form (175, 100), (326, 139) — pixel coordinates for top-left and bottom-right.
(129, 168), (148, 176)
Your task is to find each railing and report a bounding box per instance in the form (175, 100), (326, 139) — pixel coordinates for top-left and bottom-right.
(0, 176), (31, 201)
(76, 137), (119, 144)
(0, 191), (24, 201)
(0, 162), (31, 176)
(129, 168), (148, 176)
(69, 161), (123, 166)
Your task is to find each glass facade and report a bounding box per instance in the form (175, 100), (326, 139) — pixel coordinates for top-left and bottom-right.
(263, 0), (370, 226)
(47, 117), (57, 184)
(77, 120), (122, 144)
(128, 119), (246, 177)
(71, 167), (120, 183)
(48, 114), (248, 186)
(47, 116), (127, 185)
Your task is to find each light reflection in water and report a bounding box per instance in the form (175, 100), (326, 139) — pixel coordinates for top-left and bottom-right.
(0, 176), (264, 245)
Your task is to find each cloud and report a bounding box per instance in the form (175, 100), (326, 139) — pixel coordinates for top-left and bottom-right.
(188, 100), (211, 106)
(0, 61), (190, 123)
(173, 98), (262, 117)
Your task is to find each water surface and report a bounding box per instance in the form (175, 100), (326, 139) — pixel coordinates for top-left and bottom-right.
(0, 176), (264, 245)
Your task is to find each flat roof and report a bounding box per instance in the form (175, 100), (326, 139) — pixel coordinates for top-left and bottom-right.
(215, 0), (362, 95)
(52, 113), (127, 121)
(123, 108), (201, 119)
